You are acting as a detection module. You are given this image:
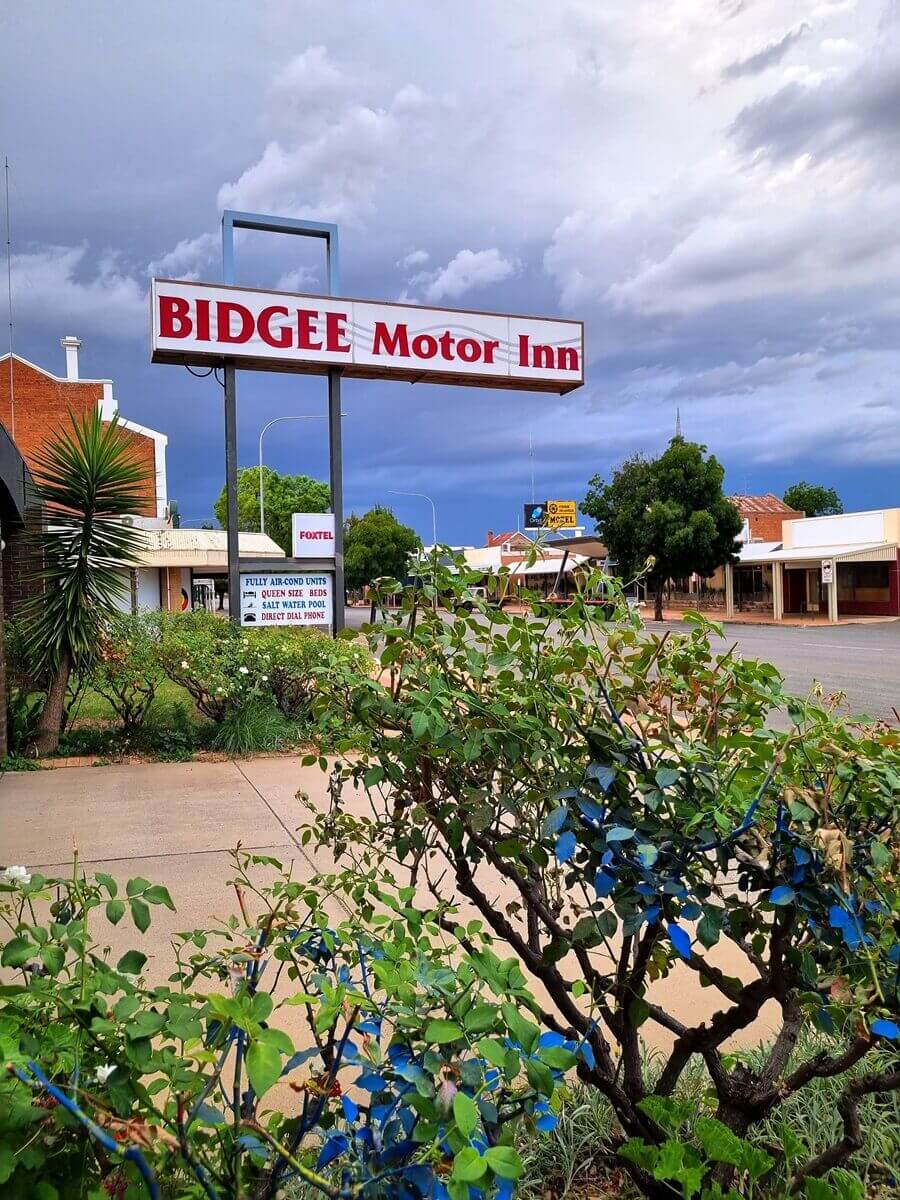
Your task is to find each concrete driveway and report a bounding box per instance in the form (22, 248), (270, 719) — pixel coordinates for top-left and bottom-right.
(2, 756), (778, 1067)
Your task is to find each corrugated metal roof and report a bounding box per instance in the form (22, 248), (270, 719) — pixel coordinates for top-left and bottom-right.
(730, 493), (801, 516)
(739, 541), (896, 565)
(134, 528), (284, 566)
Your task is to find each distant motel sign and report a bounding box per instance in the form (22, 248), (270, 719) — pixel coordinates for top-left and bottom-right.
(151, 279), (584, 394)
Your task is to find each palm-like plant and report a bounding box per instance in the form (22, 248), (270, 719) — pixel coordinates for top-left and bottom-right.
(24, 409), (146, 754)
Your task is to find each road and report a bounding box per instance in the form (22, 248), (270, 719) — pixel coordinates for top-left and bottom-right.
(344, 607), (900, 723)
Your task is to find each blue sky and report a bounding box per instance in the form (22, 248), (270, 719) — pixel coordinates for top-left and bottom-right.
(3, 0), (898, 545)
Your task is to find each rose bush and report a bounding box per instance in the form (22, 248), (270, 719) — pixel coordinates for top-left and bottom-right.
(0, 852), (567, 1199)
(307, 555), (900, 1200)
(86, 613), (167, 730)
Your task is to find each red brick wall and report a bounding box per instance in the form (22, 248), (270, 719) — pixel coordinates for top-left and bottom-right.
(0, 358), (157, 518)
(746, 510), (803, 542)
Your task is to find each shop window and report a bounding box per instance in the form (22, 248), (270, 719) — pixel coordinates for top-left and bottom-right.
(837, 562), (890, 603)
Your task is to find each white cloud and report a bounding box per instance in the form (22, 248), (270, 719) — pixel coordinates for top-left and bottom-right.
(413, 248), (517, 303)
(148, 232), (218, 281)
(399, 249), (429, 269)
(275, 266), (319, 292)
(11, 244), (145, 338)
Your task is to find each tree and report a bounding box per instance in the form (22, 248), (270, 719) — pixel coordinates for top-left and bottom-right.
(583, 437), (743, 621)
(213, 467), (330, 555)
(783, 480), (843, 518)
(23, 410), (145, 755)
(343, 505), (419, 592)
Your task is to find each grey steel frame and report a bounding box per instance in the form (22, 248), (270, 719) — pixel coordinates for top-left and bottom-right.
(220, 210), (344, 632)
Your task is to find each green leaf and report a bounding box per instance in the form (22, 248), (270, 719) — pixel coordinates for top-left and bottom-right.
(249, 992), (274, 1023)
(655, 767), (679, 789)
(463, 1003), (496, 1034)
(117, 949), (147, 975)
(538, 1045), (576, 1070)
(453, 1091), (478, 1137)
(425, 1019), (464, 1044)
(95, 872), (117, 898)
(485, 1145), (523, 1180)
(1, 937), (32, 968)
(411, 711), (429, 739)
(130, 898), (151, 933)
(41, 945), (65, 976)
(525, 1057), (554, 1098)
(501, 1003), (540, 1054)
(452, 1146), (487, 1182)
(0, 1142), (14, 1184)
(106, 899), (126, 925)
(628, 996), (650, 1028)
(126, 876), (151, 897)
(476, 1039), (509, 1069)
(619, 1138), (657, 1172)
(144, 884), (175, 910)
(246, 1038), (282, 1097)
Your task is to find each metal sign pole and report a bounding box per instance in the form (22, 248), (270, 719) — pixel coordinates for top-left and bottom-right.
(223, 363), (241, 626)
(219, 209), (343, 634)
(328, 369), (345, 633)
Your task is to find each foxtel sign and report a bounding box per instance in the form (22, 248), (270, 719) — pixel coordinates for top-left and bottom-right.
(150, 279), (584, 394)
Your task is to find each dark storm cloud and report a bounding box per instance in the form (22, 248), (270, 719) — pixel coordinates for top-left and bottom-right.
(722, 24), (807, 80)
(730, 43), (900, 167)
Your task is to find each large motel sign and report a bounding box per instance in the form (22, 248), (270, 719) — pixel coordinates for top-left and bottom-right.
(151, 210), (585, 630)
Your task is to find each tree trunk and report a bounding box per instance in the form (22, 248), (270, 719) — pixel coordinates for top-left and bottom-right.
(34, 652), (71, 756)
(654, 586), (664, 622)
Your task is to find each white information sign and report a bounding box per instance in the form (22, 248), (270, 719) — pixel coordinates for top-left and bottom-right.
(821, 559), (834, 585)
(151, 278), (584, 394)
(240, 572), (333, 628)
(292, 512), (336, 558)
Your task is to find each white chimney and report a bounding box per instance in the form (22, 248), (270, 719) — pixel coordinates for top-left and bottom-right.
(60, 335), (81, 381)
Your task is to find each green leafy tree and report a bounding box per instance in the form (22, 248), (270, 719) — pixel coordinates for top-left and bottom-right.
(343, 505), (419, 592)
(23, 410), (145, 755)
(582, 437), (743, 620)
(783, 481), (844, 518)
(213, 467), (330, 555)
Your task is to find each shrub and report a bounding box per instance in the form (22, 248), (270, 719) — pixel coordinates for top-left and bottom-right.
(156, 610), (262, 721)
(251, 628), (373, 722)
(0, 851), (565, 1199)
(86, 611), (167, 729)
(308, 557), (900, 1200)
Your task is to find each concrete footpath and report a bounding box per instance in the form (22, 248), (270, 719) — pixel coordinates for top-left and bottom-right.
(1, 756), (777, 1055)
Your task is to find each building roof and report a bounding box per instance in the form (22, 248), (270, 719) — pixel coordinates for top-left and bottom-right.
(730, 493), (801, 516)
(737, 541), (896, 565)
(135, 528), (284, 567)
(510, 554), (589, 576)
(547, 535), (608, 558)
(485, 530), (533, 547)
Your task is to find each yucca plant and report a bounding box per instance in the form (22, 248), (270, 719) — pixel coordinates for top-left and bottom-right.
(23, 409), (145, 754)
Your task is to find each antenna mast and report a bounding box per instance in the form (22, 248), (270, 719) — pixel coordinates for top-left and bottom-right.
(4, 156), (13, 438)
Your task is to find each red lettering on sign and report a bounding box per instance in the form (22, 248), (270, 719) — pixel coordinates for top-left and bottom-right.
(412, 333), (438, 359)
(159, 295), (191, 338)
(518, 334), (530, 367)
(557, 346), (578, 371)
(196, 299), (211, 342)
(438, 331), (454, 360)
(217, 301), (253, 344)
(483, 340), (499, 364)
(326, 311), (351, 353)
(372, 321), (409, 357)
(297, 310), (322, 351)
(259, 305), (291, 349)
(457, 337), (479, 363)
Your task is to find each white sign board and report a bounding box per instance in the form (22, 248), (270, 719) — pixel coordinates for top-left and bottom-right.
(151, 279), (584, 394)
(821, 559), (834, 585)
(292, 512), (336, 558)
(240, 572), (333, 628)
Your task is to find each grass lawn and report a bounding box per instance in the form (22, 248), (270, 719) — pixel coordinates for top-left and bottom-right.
(70, 677), (197, 724)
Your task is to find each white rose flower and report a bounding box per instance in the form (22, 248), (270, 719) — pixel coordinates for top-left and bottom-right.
(0, 865), (32, 887)
(238, 666), (249, 675)
(95, 1064), (116, 1084)
(261, 675), (268, 682)
(181, 660), (189, 669)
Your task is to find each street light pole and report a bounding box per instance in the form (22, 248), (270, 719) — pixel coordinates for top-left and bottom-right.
(257, 413), (346, 535)
(389, 489), (437, 548)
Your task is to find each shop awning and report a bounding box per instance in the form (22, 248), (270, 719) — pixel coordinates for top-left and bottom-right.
(737, 541), (896, 566)
(134, 528), (285, 568)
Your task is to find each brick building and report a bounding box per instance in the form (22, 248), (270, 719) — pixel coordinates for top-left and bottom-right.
(729, 493), (804, 542)
(0, 337), (168, 525)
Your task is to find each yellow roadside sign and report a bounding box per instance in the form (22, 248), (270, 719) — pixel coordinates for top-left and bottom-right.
(545, 499), (577, 529)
